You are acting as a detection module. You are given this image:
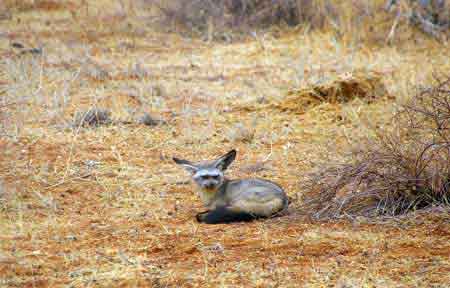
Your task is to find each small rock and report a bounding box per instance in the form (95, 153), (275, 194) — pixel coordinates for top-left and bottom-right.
(138, 113), (166, 126)
(65, 235), (77, 241)
(84, 160), (100, 168)
(73, 108), (112, 127)
(21, 47), (42, 55)
(202, 243), (224, 253)
(11, 42), (25, 49)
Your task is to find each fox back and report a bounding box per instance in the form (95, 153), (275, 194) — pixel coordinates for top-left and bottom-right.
(173, 150), (288, 224)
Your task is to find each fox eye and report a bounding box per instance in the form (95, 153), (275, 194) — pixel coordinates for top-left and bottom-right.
(200, 175), (220, 180)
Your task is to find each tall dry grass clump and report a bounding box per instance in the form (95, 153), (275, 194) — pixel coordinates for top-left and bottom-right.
(301, 75), (450, 219)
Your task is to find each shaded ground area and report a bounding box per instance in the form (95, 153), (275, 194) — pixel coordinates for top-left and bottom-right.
(1, 1), (450, 287)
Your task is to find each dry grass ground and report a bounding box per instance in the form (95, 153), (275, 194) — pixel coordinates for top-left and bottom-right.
(1, 1), (450, 287)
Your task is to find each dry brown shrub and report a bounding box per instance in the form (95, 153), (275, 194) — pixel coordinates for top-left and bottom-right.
(300, 75), (450, 219)
(385, 0), (450, 42)
(146, 0), (335, 35)
(276, 70), (390, 114)
(144, 0), (450, 44)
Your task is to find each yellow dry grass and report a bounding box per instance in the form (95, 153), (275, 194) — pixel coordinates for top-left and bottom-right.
(1, 1), (450, 287)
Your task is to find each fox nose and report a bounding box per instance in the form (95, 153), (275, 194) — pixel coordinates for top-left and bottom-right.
(205, 183), (215, 189)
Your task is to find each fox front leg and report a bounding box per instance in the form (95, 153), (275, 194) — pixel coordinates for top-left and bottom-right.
(196, 211), (210, 222)
(195, 206), (257, 224)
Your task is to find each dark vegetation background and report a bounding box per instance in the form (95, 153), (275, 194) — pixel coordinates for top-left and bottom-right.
(148, 0), (449, 41)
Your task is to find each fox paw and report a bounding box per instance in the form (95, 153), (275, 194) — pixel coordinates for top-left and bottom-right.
(196, 211), (209, 222)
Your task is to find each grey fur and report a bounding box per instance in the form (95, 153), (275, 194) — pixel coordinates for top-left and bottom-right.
(173, 150), (289, 223)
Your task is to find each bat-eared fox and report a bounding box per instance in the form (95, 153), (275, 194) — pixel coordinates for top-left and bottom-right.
(173, 150), (288, 224)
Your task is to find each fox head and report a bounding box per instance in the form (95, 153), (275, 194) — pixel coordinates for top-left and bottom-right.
(173, 150), (236, 191)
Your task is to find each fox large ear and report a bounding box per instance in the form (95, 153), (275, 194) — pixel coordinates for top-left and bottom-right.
(173, 157), (198, 174)
(214, 149), (236, 171)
